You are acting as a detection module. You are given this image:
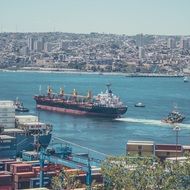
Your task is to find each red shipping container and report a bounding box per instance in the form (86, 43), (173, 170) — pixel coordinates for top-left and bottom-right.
(10, 163), (32, 173)
(14, 172), (36, 182)
(0, 185), (12, 190)
(4, 161), (22, 171)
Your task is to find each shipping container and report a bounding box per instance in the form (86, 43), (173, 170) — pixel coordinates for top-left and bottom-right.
(0, 122), (15, 129)
(0, 117), (15, 123)
(0, 101), (14, 106)
(0, 107), (15, 113)
(0, 112), (15, 117)
(4, 161), (22, 171)
(30, 177), (50, 188)
(14, 172), (36, 182)
(15, 115), (38, 124)
(10, 163), (32, 174)
(0, 185), (12, 190)
(0, 174), (12, 186)
(14, 181), (30, 190)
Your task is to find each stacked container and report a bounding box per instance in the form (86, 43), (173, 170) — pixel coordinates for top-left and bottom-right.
(0, 101), (15, 129)
(15, 115), (38, 125)
(12, 163), (35, 190)
(0, 171), (12, 190)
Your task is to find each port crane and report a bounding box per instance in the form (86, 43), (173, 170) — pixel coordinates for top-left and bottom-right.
(39, 137), (106, 189)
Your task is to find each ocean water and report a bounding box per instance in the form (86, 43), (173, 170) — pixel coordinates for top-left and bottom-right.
(1, 71), (190, 156)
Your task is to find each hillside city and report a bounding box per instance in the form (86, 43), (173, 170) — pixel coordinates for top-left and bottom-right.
(0, 32), (190, 74)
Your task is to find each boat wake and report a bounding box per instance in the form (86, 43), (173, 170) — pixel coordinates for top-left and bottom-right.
(115, 117), (190, 128)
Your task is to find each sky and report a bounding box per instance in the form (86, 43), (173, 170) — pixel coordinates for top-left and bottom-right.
(0, 0), (190, 35)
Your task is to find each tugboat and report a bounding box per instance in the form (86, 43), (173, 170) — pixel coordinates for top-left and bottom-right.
(14, 98), (29, 112)
(162, 110), (185, 124)
(34, 84), (127, 118)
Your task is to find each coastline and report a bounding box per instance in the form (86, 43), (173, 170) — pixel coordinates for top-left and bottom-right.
(0, 67), (185, 77)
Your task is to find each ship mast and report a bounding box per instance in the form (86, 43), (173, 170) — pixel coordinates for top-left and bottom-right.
(106, 83), (112, 94)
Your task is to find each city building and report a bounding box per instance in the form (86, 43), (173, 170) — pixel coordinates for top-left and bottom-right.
(180, 37), (189, 49)
(139, 47), (145, 59)
(34, 40), (43, 52)
(136, 33), (144, 47)
(168, 38), (176, 49)
(28, 37), (34, 51)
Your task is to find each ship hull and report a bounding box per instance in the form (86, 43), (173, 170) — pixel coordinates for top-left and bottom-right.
(0, 132), (52, 158)
(34, 98), (127, 118)
(15, 133), (52, 154)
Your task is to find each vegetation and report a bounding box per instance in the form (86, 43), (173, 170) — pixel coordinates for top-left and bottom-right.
(101, 155), (190, 190)
(51, 170), (81, 190)
(51, 155), (190, 190)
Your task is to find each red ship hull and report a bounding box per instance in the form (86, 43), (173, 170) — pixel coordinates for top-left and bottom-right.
(36, 104), (122, 118)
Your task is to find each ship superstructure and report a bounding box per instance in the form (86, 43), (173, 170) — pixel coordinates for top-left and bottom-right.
(0, 101), (52, 158)
(34, 84), (127, 118)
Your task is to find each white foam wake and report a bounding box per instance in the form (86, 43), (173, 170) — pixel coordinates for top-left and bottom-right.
(115, 117), (190, 128)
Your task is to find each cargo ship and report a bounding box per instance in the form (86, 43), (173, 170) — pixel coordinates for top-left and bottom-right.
(0, 101), (52, 158)
(34, 84), (127, 118)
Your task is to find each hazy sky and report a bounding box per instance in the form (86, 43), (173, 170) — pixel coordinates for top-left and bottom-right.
(1, 0), (190, 35)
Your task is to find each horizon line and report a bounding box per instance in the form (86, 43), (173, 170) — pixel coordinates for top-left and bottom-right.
(0, 31), (190, 37)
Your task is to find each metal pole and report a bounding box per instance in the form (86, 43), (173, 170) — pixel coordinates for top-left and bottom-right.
(40, 151), (44, 187)
(86, 157), (92, 190)
(176, 130), (178, 162)
(173, 126), (180, 162)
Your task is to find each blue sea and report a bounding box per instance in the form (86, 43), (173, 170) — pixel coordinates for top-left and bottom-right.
(1, 71), (190, 156)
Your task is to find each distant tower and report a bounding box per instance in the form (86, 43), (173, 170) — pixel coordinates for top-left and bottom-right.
(139, 47), (145, 59)
(40, 37), (45, 51)
(28, 37), (34, 51)
(168, 38), (176, 49)
(34, 40), (43, 52)
(136, 33), (144, 47)
(180, 37), (189, 49)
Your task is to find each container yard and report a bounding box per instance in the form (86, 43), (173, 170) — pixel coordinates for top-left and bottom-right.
(0, 156), (103, 189)
(0, 100), (104, 189)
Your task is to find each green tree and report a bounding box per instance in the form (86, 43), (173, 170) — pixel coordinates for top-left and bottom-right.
(101, 156), (190, 190)
(51, 169), (81, 190)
